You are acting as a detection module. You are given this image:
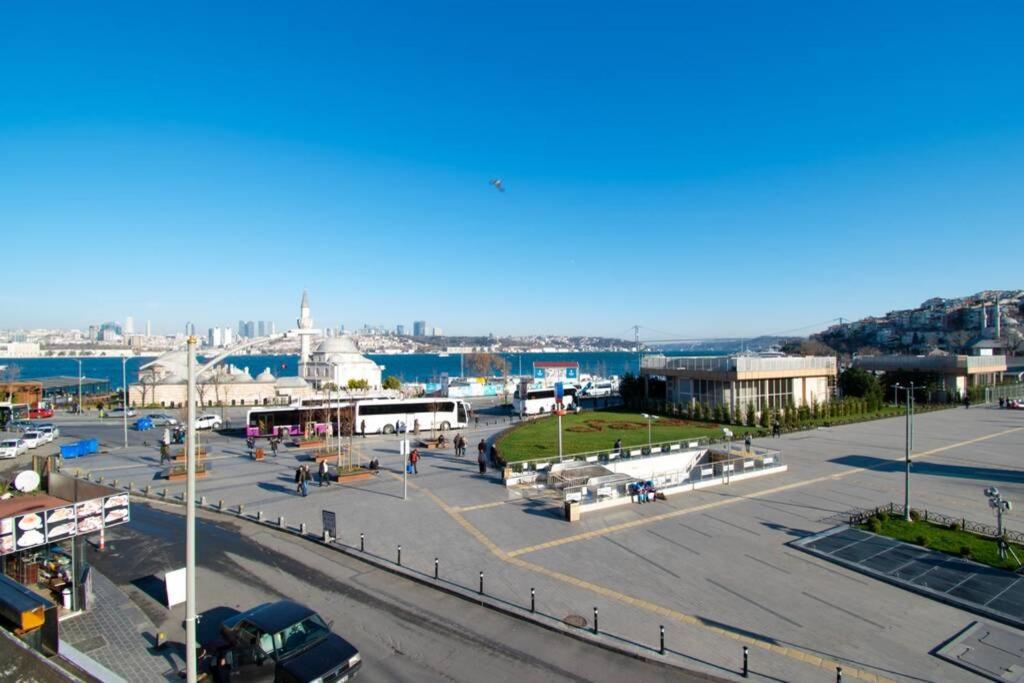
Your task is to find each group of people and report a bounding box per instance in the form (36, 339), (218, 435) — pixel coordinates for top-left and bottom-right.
(294, 460), (333, 496)
(451, 434), (467, 457)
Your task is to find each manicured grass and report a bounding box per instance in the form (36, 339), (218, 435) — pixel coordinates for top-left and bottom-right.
(496, 410), (742, 462)
(862, 515), (1024, 572)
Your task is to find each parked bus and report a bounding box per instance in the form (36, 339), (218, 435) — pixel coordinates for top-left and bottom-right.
(246, 398), (470, 438)
(512, 386), (577, 415)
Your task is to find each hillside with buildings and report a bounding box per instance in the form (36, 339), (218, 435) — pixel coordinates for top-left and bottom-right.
(814, 290), (1023, 356)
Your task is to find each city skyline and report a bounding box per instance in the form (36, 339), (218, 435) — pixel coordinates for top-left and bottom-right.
(2, 4), (1023, 336)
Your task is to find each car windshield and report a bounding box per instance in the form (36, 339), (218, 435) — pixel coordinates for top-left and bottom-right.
(272, 614), (330, 657)
(1, 441), (16, 447)
(25, 432), (40, 437)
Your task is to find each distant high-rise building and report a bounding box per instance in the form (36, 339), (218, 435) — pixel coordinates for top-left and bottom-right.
(124, 316), (134, 335)
(258, 321), (266, 337)
(245, 321), (256, 338)
(432, 326), (443, 337)
(88, 324), (99, 341)
(396, 324), (405, 336)
(413, 321), (427, 337)
(222, 327), (234, 346)
(238, 320), (247, 338)
(208, 327), (223, 347)
(145, 320), (152, 337)
(269, 322), (277, 335)
(186, 322), (195, 336)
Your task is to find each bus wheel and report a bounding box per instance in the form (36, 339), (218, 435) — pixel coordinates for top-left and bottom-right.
(383, 424), (395, 435)
(440, 421), (451, 431)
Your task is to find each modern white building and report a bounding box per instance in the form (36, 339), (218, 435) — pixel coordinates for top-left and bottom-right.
(642, 354), (838, 415)
(852, 353), (1006, 396)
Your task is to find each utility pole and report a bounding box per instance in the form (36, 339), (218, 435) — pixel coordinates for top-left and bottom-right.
(185, 336), (198, 683)
(77, 359), (83, 416)
(633, 325), (641, 375)
(895, 382), (915, 520)
(122, 356), (128, 448)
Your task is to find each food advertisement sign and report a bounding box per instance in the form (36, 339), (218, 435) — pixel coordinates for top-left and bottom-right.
(0, 494), (130, 556)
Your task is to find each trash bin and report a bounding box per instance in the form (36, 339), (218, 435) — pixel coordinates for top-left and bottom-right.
(564, 500), (580, 522)
(61, 587), (72, 610)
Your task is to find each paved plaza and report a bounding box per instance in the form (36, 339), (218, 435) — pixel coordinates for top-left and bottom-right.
(35, 404), (1024, 681)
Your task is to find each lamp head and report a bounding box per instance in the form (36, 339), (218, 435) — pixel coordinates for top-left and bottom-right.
(986, 486), (999, 498)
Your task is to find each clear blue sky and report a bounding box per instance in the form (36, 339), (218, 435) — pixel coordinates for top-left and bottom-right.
(2, 2), (1022, 339)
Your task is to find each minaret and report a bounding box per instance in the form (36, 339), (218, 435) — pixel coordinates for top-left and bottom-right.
(297, 290), (314, 377)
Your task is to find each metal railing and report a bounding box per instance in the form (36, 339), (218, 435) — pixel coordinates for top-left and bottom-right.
(849, 503), (1024, 545)
(562, 452), (785, 504)
(642, 355), (835, 373)
(854, 354), (1007, 373)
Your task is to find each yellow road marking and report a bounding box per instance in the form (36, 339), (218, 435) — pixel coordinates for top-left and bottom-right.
(506, 425), (1024, 557)
(398, 425), (1024, 683)
(454, 500), (510, 512)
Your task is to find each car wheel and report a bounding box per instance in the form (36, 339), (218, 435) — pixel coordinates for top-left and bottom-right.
(440, 421), (451, 431)
(382, 424), (395, 435)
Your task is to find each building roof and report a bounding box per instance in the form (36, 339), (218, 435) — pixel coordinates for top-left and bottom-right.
(315, 337), (360, 355)
(34, 376), (110, 391)
(534, 361), (580, 368)
(276, 376), (309, 389)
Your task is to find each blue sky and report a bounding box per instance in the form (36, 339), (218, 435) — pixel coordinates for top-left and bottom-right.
(2, 2), (1022, 339)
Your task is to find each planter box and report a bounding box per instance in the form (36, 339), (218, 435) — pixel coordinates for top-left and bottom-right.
(164, 462), (210, 480)
(335, 470), (373, 484)
(296, 440), (327, 450)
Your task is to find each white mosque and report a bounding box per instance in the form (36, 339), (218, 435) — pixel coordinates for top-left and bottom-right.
(129, 291), (383, 408)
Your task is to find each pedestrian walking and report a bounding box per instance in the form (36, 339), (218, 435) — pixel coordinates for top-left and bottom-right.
(772, 419), (781, 438)
(478, 438), (486, 460)
(246, 436), (255, 458)
(270, 437), (279, 457)
(454, 434), (464, 457)
(294, 466), (303, 495)
(477, 446), (487, 474)
(744, 432), (752, 452)
(413, 419), (420, 436)
(159, 442), (171, 465)
(360, 419), (367, 437)
(409, 448), (420, 474)
(489, 443), (500, 468)
(614, 438), (622, 452)
(300, 465), (310, 497)
(318, 459), (330, 487)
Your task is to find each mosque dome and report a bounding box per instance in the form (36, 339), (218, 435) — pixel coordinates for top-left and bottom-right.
(315, 336), (361, 355)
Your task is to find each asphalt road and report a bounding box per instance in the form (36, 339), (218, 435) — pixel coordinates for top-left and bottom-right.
(88, 501), (719, 683)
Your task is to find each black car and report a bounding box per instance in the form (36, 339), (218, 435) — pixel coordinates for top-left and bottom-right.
(209, 600), (361, 682)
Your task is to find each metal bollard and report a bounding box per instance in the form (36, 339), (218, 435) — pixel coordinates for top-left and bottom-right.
(113, 479), (119, 487)
(742, 646), (748, 677)
(299, 523), (306, 535)
(200, 496), (207, 506)
(238, 503), (245, 515)
(360, 532), (365, 552)
(161, 488), (168, 497)
(593, 607), (598, 634)
(257, 511), (264, 522)
(323, 530), (330, 543)
(530, 588), (535, 613)
(479, 571), (484, 595)
(278, 516), (285, 528)
(145, 485), (151, 495)
(434, 558), (439, 579)
(129, 482), (135, 491)
(397, 545), (402, 566)
(837, 666), (842, 682)
(660, 625), (665, 655)
(218, 499), (224, 510)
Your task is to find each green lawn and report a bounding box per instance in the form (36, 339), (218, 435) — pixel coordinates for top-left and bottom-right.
(496, 410), (743, 462)
(862, 515), (1024, 572)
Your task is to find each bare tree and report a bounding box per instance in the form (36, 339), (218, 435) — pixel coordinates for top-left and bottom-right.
(465, 353), (509, 377)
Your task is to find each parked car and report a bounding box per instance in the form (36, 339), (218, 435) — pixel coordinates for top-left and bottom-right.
(147, 413), (179, 426)
(208, 600), (361, 683)
(0, 439), (27, 459)
(20, 431), (44, 449)
(195, 414), (223, 430)
(37, 423), (60, 438)
(36, 426), (56, 443)
(29, 407), (54, 419)
(106, 407), (137, 418)
(9, 420), (35, 432)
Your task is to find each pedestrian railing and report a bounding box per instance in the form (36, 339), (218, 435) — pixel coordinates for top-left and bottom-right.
(505, 437), (711, 477)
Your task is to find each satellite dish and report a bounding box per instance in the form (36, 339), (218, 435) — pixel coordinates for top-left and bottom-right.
(14, 470), (41, 493)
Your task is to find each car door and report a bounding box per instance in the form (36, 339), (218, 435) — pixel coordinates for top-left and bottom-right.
(227, 622), (277, 681)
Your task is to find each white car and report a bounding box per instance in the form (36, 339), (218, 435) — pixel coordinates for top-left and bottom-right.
(21, 431), (44, 449)
(147, 413), (179, 426)
(0, 439), (27, 459)
(106, 406), (137, 418)
(35, 427), (55, 444)
(195, 414), (223, 430)
(38, 423), (60, 438)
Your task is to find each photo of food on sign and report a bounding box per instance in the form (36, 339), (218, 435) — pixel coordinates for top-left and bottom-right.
(0, 534), (12, 554)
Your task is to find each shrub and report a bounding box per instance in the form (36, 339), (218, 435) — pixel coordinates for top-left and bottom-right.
(915, 535), (929, 547)
(909, 509), (922, 523)
(867, 517), (882, 533)
(959, 546), (972, 559)
(877, 511), (889, 523)
(947, 521), (960, 531)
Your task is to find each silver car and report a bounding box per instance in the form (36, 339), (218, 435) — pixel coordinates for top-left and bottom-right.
(0, 439), (27, 459)
(147, 413), (179, 426)
(20, 431), (44, 449)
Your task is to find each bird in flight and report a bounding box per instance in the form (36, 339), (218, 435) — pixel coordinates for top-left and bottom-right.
(489, 178), (505, 192)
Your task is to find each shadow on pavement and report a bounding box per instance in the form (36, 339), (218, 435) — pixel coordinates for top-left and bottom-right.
(830, 455), (1024, 483)
(130, 574), (167, 607)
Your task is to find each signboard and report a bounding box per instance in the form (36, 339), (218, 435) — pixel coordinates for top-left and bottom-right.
(322, 510), (337, 539)
(165, 567), (186, 608)
(566, 368), (578, 380)
(554, 382), (564, 405)
(0, 493), (130, 556)
(534, 368), (545, 379)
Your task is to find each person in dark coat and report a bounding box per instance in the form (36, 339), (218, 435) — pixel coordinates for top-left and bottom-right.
(477, 447), (487, 474)
(318, 459), (330, 486)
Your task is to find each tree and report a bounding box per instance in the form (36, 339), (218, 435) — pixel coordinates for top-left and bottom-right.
(382, 376), (401, 391)
(618, 373), (645, 408)
(838, 367), (885, 411)
(781, 339), (836, 356)
(347, 378), (369, 390)
(745, 402), (756, 427)
(465, 353), (509, 377)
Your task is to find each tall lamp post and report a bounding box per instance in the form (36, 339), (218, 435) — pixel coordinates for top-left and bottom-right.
(121, 356), (128, 448)
(77, 359), (83, 415)
(893, 382), (915, 520)
(183, 331), (292, 683)
(641, 413), (659, 446)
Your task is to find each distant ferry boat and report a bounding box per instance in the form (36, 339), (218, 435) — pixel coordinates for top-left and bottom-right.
(438, 352), (449, 357)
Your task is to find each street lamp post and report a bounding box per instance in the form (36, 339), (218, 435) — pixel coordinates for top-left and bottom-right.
(121, 356), (128, 448)
(77, 359), (83, 415)
(641, 413), (659, 446)
(894, 382), (915, 520)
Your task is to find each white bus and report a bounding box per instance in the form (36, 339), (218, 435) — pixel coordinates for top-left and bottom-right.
(356, 398), (470, 434)
(245, 397), (470, 438)
(512, 386), (577, 415)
